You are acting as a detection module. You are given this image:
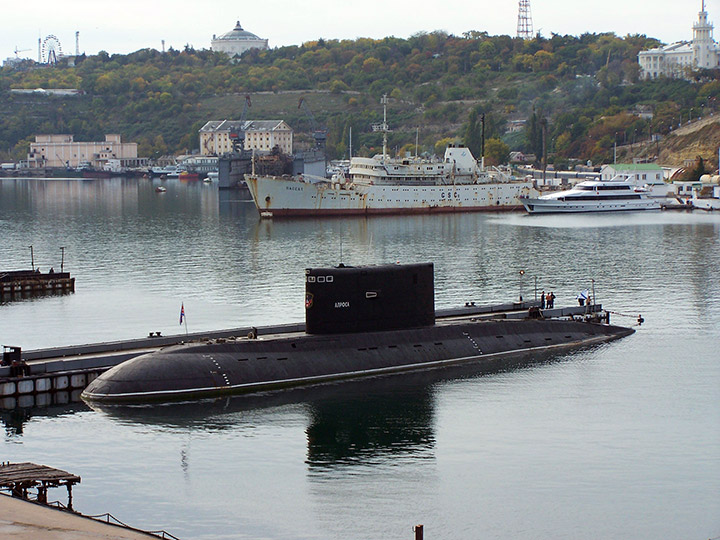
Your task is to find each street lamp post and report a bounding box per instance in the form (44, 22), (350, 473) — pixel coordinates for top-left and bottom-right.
(519, 270), (525, 303)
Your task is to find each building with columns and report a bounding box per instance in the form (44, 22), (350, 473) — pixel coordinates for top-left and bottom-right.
(638, 1), (720, 79)
(199, 120), (293, 156)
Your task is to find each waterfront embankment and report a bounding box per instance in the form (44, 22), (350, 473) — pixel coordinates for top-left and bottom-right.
(0, 494), (159, 539)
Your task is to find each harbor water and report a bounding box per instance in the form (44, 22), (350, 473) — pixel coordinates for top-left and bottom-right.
(1, 177), (719, 540)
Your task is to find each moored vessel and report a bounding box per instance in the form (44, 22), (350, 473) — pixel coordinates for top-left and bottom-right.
(691, 175), (720, 211)
(245, 97), (537, 217)
(149, 165), (182, 178)
(246, 147), (537, 217)
(521, 179), (662, 214)
(82, 263), (635, 404)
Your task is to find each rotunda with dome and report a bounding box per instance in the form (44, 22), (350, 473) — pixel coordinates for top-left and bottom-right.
(211, 21), (269, 57)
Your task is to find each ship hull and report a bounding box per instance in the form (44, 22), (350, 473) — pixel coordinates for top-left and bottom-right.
(521, 198), (662, 214)
(82, 318), (633, 403)
(246, 176), (536, 217)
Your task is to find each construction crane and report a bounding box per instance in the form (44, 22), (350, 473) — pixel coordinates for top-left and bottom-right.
(298, 97), (327, 151)
(230, 95), (251, 153)
(14, 47), (31, 57)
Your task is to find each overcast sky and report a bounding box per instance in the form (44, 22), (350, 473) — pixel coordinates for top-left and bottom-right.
(3, 0), (718, 63)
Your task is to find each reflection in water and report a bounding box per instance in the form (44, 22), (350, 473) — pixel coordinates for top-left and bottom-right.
(2, 402), (88, 438)
(304, 379), (435, 467)
(85, 348), (573, 471)
(2, 178), (720, 350)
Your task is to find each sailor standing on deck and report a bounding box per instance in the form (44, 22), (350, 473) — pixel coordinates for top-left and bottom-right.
(576, 289), (589, 306)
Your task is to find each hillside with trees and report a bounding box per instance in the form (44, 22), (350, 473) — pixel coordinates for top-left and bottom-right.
(1, 30), (718, 169)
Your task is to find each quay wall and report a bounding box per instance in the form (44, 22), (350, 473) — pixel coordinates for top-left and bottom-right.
(1, 301), (601, 409)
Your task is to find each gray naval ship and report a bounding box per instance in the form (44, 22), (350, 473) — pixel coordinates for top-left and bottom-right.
(82, 263), (635, 404)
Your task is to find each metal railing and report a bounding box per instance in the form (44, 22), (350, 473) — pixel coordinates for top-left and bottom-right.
(84, 512), (182, 540)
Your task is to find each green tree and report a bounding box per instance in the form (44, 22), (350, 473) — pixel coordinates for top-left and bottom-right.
(463, 108), (484, 157)
(685, 156), (708, 181)
(485, 138), (510, 165)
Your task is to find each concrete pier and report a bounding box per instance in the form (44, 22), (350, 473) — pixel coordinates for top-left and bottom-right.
(0, 495), (159, 539)
(1, 301), (604, 408)
(0, 271), (74, 300)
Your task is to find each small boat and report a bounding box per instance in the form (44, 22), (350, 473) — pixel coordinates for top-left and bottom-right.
(155, 186), (167, 193)
(692, 179), (720, 211)
(179, 171), (200, 181)
(521, 179), (662, 214)
(150, 165), (181, 178)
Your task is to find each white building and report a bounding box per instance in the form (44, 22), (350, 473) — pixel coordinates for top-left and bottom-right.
(211, 21), (268, 58)
(26, 134), (140, 169)
(199, 120), (293, 156)
(638, 1), (720, 79)
(601, 163), (664, 183)
(601, 163), (671, 197)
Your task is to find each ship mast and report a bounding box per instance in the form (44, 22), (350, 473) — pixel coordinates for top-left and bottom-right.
(372, 94), (390, 163)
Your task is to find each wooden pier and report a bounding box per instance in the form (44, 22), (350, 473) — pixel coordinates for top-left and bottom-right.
(0, 270), (75, 300)
(0, 462), (80, 509)
(0, 465), (177, 539)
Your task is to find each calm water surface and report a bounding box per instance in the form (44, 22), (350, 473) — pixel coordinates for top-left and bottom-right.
(1, 178), (719, 540)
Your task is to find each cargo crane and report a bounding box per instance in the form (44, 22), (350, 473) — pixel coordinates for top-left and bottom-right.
(298, 97), (327, 151)
(230, 95), (252, 153)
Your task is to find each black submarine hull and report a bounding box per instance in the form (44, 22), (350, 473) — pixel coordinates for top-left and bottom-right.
(82, 317), (634, 404)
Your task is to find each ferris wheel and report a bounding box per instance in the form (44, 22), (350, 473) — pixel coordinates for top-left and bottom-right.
(42, 35), (63, 64)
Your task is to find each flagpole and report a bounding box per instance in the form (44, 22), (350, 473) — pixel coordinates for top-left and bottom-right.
(180, 302), (189, 337)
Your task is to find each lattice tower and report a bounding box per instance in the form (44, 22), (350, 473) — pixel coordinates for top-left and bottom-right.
(517, 0), (534, 40)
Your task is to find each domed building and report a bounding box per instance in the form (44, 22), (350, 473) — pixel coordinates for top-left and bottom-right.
(211, 21), (269, 58)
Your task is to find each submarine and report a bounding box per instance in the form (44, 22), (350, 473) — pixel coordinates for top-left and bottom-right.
(82, 263), (635, 404)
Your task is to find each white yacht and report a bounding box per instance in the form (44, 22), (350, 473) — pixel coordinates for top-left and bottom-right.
(521, 179), (662, 214)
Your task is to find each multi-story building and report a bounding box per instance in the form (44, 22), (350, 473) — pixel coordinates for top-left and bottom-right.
(638, 1), (720, 79)
(211, 21), (268, 58)
(198, 120), (293, 156)
(26, 134), (140, 169)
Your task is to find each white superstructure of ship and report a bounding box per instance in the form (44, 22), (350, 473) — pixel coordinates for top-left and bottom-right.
(245, 96), (538, 217)
(520, 178), (662, 214)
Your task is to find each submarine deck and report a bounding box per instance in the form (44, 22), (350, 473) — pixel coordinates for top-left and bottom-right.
(3, 301), (558, 380)
(81, 305), (630, 403)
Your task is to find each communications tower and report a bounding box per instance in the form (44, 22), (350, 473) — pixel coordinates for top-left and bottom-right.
(517, 0), (534, 40)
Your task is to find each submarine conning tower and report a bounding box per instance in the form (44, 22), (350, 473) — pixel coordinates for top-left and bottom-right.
(305, 262), (435, 334)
